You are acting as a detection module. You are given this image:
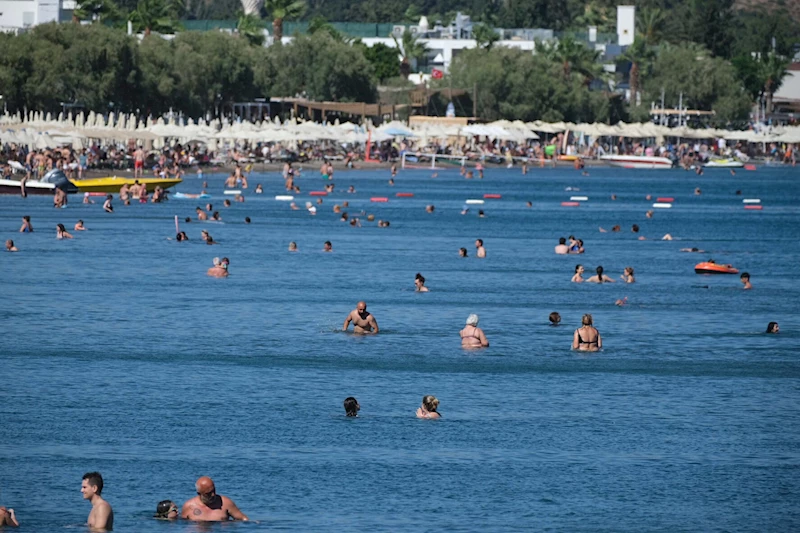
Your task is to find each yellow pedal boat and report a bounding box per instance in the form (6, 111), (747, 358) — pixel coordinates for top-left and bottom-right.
(71, 176), (183, 193)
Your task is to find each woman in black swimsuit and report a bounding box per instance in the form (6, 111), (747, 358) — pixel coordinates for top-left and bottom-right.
(572, 314), (601, 352)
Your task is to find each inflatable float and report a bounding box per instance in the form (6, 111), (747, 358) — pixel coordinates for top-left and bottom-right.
(694, 262), (739, 274)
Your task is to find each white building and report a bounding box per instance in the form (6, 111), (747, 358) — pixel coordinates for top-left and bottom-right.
(0, 0), (66, 33)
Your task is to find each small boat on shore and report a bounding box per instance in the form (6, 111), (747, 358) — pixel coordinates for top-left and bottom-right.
(70, 176), (183, 193)
(0, 169), (79, 195)
(704, 158), (744, 168)
(695, 261), (739, 274)
(599, 155), (674, 169)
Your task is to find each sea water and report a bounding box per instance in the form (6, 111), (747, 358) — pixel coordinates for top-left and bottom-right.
(1, 166), (799, 531)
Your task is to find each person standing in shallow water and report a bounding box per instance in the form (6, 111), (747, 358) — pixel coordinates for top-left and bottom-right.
(343, 301), (379, 334)
(416, 395), (441, 419)
(460, 314), (489, 348)
(572, 314), (602, 352)
(181, 477), (248, 522)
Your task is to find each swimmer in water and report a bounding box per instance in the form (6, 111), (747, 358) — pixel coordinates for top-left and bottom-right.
(196, 207), (208, 221)
(426, 205), (435, 213)
(680, 247), (705, 253)
(323, 241), (332, 252)
(288, 242), (298, 252)
(201, 230), (217, 245)
(207, 257), (228, 277)
(154, 500), (179, 520)
(615, 297), (628, 306)
(549, 312), (561, 326)
(56, 223), (73, 239)
(460, 314), (489, 348)
(416, 395), (441, 419)
(0, 504), (18, 527)
(414, 273), (429, 292)
(181, 477), (248, 522)
(526, 201), (532, 208)
(571, 264), (585, 283)
(344, 397), (360, 417)
(572, 314), (602, 352)
(255, 184), (263, 194)
(74, 220), (86, 231)
(459, 247), (468, 257)
(19, 216), (33, 233)
(475, 239), (486, 258)
(81, 472), (113, 531)
(740, 272), (751, 289)
(766, 322), (779, 334)
(5, 239), (18, 252)
(343, 301), (379, 334)
(586, 266), (614, 283)
(103, 195), (114, 213)
(661, 234), (673, 241)
(621, 267), (635, 283)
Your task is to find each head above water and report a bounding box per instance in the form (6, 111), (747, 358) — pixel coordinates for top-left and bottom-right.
(195, 476), (216, 504)
(549, 312), (561, 325)
(766, 321), (779, 333)
(466, 314), (479, 326)
(357, 301), (367, 313)
(582, 314), (593, 326)
(422, 395), (439, 412)
(596, 266), (604, 276)
(559, 237), (567, 245)
(82, 472), (104, 496)
(344, 397), (360, 417)
(154, 500), (178, 519)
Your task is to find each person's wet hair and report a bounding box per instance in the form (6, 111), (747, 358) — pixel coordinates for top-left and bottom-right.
(422, 395), (439, 412)
(740, 272), (750, 280)
(459, 247), (468, 257)
(82, 472), (104, 494)
(632, 224), (640, 233)
(57, 223), (66, 231)
(559, 237), (566, 245)
(549, 312), (561, 325)
(582, 314), (593, 326)
(185, 217), (191, 222)
(245, 217), (251, 223)
(596, 266), (604, 276)
(766, 322), (779, 333)
(154, 500), (175, 518)
(344, 397), (359, 417)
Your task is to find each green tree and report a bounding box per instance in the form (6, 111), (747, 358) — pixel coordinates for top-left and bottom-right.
(308, 16), (351, 43)
(759, 53), (790, 114)
(689, 0), (734, 58)
(538, 36), (600, 83)
(473, 23), (500, 51)
(265, 0), (306, 43)
(636, 6), (666, 46)
(237, 13), (266, 46)
(392, 29), (428, 79)
(642, 43), (750, 124)
(130, 0), (182, 36)
(267, 33), (376, 102)
(359, 42), (400, 82)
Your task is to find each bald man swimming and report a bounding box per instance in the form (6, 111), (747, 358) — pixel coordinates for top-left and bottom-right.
(343, 301), (379, 334)
(181, 477), (248, 522)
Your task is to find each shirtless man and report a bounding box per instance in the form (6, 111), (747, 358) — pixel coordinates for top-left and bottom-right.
(81, 472), (113, 531)
(181, 476), (248, 522)
(196, 207), (208, 221)
(343, 301), (379, 334)
(128, 180), (140, 199)
(475, 239), (486, 258)
(133, 146), (145, 179)
(207, 257), (229, 278)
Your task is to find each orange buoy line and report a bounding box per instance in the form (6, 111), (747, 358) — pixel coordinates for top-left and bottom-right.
(744, 164), (757, 171)
(309, 191), (327, 196)
(371, 197), (389, 202)
(694, 262), (739, 274)
(395, 193), (414, 197)
(744, 205), (763, 210)
(484, 194), (502, 199)
(657, 197), (674, 202)
(561, 201), (580, 207)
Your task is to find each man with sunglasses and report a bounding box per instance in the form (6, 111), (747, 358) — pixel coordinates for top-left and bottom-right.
(181, 477), (248, 522)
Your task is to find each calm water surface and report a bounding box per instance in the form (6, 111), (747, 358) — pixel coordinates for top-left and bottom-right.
(1, 166), (799, 532)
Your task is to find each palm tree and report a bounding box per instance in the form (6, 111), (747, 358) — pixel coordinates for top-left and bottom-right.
(130, 0), (181, 36)
(237, 12), (265, 46)
(393, 29), (428, 79)
(637, 7), (666, 46)
(760, 53), (790, 114)
(72, 0), (120, 23)
(540, 36), (599, 82)
(308, 16), (351, 43)
(620, 38), (655, 106)
(265, 0), (306, 43)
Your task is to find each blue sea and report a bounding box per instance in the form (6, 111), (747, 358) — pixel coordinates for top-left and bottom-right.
(1, 165), (799, 532)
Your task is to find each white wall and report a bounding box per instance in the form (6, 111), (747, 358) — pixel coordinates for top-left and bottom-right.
(617, 5), (635, 46)
(0, 0), (61, 30)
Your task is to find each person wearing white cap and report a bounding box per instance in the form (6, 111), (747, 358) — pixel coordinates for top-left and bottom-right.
(460, 314), (489, 348)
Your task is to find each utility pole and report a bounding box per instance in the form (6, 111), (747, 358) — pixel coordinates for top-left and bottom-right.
(472, 83), (477, 119)
(660, 88), (665, 126)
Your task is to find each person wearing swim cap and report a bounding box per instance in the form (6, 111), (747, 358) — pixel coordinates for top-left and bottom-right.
(343, 301), (379, 334)
(460, 314), (489, 348)
(181, 477), (248, 522)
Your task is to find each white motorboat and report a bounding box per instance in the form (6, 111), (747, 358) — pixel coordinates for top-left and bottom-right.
(0, 169), (80, 195)
(599, 155), (674, 169)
